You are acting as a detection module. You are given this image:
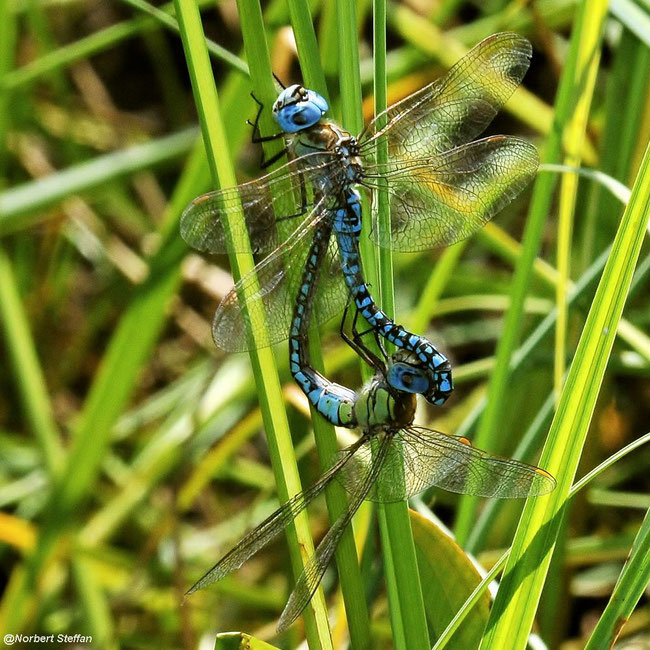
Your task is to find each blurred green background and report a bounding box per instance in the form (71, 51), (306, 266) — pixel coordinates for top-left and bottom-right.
(1, 0), (650, 649)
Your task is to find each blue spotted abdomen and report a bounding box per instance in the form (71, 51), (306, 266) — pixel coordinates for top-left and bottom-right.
(289, 223), (357, 427)
(333, 190), (453, 405)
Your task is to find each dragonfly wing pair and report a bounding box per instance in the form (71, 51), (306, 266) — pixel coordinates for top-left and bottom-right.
(358, 32), (532, 157)
(185, 435), (367, 595)
(278, 421), (556, 630)
(180, 32), (539, 352)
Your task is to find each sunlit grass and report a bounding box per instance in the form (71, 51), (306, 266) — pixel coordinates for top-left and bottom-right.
(1, 1), (649, 649)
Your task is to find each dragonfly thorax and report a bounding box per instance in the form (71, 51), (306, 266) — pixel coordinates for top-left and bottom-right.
(353, 375), (416, 431)
(273, 85), (329, 133)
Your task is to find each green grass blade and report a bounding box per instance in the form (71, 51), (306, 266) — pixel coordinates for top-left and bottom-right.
(580, 29), (650, 269)
(0, 0), (16, 177)
(174, 0), (332, 645)
(0, 249), (63, 477)
(610, 0), (650, 48)
(2, 15), (155, 89)
(0, 127), (198, 232)
(285, 5), (373, 645)
(554, 36), (601, 395)
(454, 0), (609, 545)
(360, 2), (429, 649)
(583, 505), (650, 648)
(287, 0), (328, 96)
(479, 139), (650, 650)
(70, 555), (115, 648)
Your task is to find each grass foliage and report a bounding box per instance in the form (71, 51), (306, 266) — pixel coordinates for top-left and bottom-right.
(1, 1), (650, 649)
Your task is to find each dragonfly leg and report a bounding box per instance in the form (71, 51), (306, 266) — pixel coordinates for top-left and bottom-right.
(247, 93), (284, 143)
(275, 175), (309, 221)
(272, 72), (286, 89)
(247, 92), (287, 167)
(260, 146), (290, 169)
(340, 298), (385, 372)
(351, 303), (389, 364)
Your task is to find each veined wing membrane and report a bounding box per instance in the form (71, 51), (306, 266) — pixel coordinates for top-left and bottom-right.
(277, 436), (391, 632)
(395, 426), (556, 500)
(180, 151), (340, 255)
(362, 136), (539, 252)
(186, 437), (367, 595)
(358, 32), (532, 158)
(212, 198), (348, 352)
(335, 425), (555, 503)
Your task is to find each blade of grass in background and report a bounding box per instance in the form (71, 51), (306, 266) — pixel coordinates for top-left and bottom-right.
(581, 28), (650, 270)
(480, 139), (650, 650)
(174, 0), (332, 645)
(353, 1), (430, 648)
(287, 0), (328, 96)
(554, 30), (602, 397)
(454, 0), (609, 546)
(583, 506), (650, 649)
(0, 252), (63, 477)
(3, 0), (249, 90)
(284, 1), (373, 644)
(0, 127), (199, 232)
(120, 0), (249, 75)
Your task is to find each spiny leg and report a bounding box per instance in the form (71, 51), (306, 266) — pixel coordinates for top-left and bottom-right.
(247, 92), (287, 168)
(351, 300), (389, 364)
(340, 296), (383, 370)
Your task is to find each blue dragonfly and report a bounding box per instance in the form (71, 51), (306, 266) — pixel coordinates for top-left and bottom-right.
(288, 215), (438, 422)
(181, 32), (539, 405)
(185, 294), (556, 632)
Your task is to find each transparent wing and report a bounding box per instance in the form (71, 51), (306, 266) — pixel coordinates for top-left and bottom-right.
(358, 32), (532, 158)
(394, 426), (556, 500)
(185, 437), (366, 596)
(180, 151), (340, 254)
(277, 435), (390, 632)
(336, 432), (442, 502)
(212, 200), (348, 352)
(362, 136), (538, 252)
(336, 426), (555, 502)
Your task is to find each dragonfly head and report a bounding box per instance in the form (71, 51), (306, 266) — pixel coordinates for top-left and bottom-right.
(273, 85), (329, 133)
(386, 351), (453, 406)
(386, 360), (432, 395)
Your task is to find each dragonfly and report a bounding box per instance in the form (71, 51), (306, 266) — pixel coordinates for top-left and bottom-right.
(288, 215), (445, 420)
(181, 32), (539, 406)
(186, 311), (556, 632)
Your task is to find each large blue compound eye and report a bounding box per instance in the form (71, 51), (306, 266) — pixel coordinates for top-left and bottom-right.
(272, 86), (329, 133)
(387, 363), (430, 395)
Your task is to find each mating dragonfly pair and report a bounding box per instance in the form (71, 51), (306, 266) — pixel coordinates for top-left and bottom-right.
(181, 32), (555, 631)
